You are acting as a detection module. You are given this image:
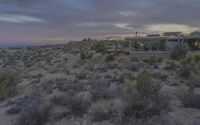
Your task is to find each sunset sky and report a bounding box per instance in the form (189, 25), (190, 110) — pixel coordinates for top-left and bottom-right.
(0, 0), (200, 47)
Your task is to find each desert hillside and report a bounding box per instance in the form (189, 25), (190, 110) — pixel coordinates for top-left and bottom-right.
(0, 41), (199, 125)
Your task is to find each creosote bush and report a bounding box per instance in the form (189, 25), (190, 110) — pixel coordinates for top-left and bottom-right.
(0, 70), (21, 99)
(180, 93), (200, 109)
(180, 54), (200, 74)
(130, 56), (139, 62)
(90, 80), (113, 101)
(15, 101), (51, 125)
(179, 54), (200, 80)
(89, 100), (111, 122)
(80, 52), (92, 60)
(105, 54), (115, 62)
(181, 54), (200, 65)
(180, 55), (192, 65)
(136, 71), (161, 98)
(180, 73), (200, 109)
(51, 94), (72, 106)
(143, 56), (163, 64)
(179, 65), (191, 79)
(188, 73), (199, 94)
(69, 92), (92, 116)
(171, 44), (188, 60)
(122, 71), (168, 120)
(194, 54), (200, 62)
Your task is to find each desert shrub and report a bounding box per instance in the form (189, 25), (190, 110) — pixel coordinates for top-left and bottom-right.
(0, 70), (21, 99)
(122, 71), (168, 120)
(152, 72), (168, 82)
(76, 72), (87, 79)
(180, 54), (200, 74)
(90, 80), (113, 101)
(187, 73), (199, 94)
(130, 56), (139, 62)
(142, 56), (160, 64)
(80, 52), (92, 60)
(164, 62), (178, 71)
(7, 94), (41, 115)
(106, 62), (118, 69)
(180, 55), (193, 65)
(148, 56), (163, 63)
(92, 42), (106, 53)
(51, 94), (72, 106)
(142, 58), (149, 63)
(80, 53), (86, 60)
(91, 86), (113, 101)
(69, 92), (92, 116)
(105, 54), (115, 62)
(142, 57), (162, 67)
(59, 81), (86, 93)
(180, 93), (200, 109)
(109, 99), (126, 123)
(135, 71), (161, 99)
(123, 78), (136, 94)
(89, 100), (111, 122)
(93, 63), (107, 72)
(171, 44), (188, 60)
(119, 72), (136, 84)
(194, 54), (200, 62)
(127, 62), (139, 72)
(182, 54), (200, 64)
(15, 101), (51, 125)
(158, 57), (163, 62)
(179, 54), (200, 80)
(179, 65), (191, 79)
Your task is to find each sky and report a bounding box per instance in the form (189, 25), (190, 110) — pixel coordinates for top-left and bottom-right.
(0, 0), (200, 47)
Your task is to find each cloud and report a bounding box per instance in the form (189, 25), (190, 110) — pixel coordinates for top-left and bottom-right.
(114, 23), (133, 30)
(119, 11), (137, 17)
(77, 22), (102, 27)
(145, 24), (200, 33)
(0, 13), (44, 23)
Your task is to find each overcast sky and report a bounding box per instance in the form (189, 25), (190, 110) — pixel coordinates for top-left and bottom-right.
(0, 0), (200, 46)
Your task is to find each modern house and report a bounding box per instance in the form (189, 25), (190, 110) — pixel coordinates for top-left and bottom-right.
(108, 32), (200, 54)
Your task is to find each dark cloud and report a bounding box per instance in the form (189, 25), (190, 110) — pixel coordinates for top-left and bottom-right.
(0, 0), (199, 46)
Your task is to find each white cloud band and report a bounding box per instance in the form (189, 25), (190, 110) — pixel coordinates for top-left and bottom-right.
(0, 14), (44, 23)
(146, 24), (200, 33)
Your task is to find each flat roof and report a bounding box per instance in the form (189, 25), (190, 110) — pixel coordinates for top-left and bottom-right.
(126, 35), (200, 40)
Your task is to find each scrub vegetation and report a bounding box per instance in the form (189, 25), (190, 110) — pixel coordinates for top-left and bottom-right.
(0, 41), (199, 125)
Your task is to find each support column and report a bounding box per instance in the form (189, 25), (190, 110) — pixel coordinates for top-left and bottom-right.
(117, 40), (120, 51)
(149, 40), (152, 51)
(129, 40), (132, 52)
(150, 40), (153, 51)
(132, 40), (135, 51)
(178, 36), (180, 44)
(159, 39), (161, 51)
(166, 39), (169, 51)
(182, 38), (184, 44)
